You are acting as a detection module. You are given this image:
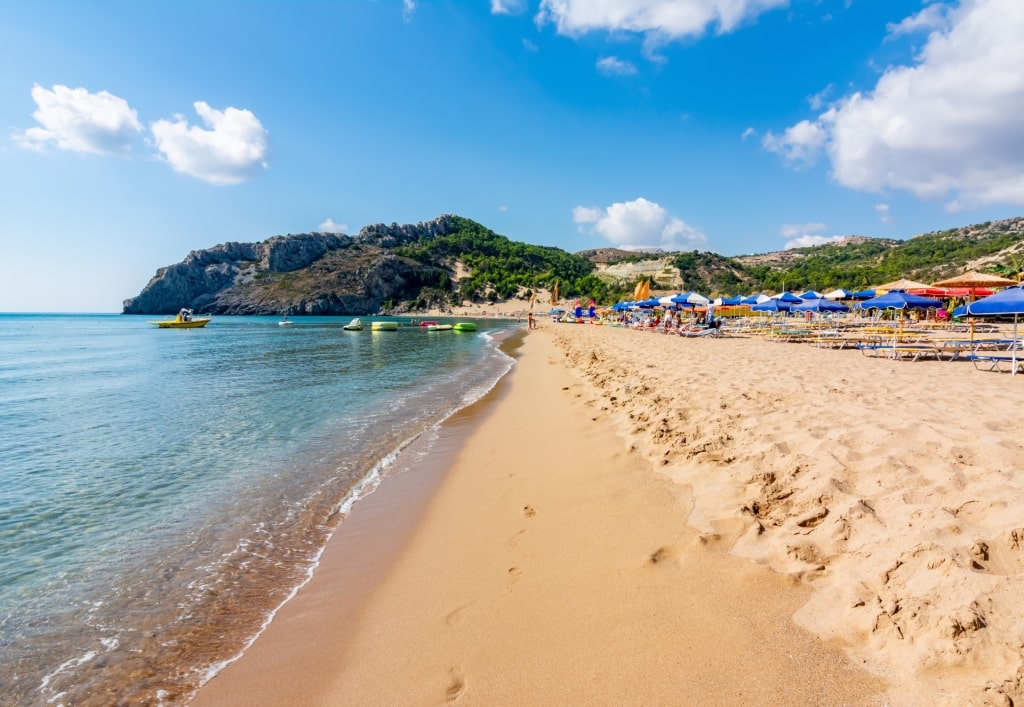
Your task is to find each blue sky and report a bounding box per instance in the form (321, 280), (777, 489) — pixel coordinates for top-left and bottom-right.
(2, 0), (1022, 312)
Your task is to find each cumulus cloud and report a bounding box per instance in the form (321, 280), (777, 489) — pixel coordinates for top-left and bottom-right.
(16, 84), (142, 156)
(781, 222), (847, 249)
(491, 0), (527, 14)
(886, 3), (951, 38)
(597, 56), (638, 75)
(767, 0), (1024, 210)
(536, 0), (788, 39)
(151, 102), (269, 186)
(318, 218), (348, 233)
(572, 197), (706, 250)
(761, 119), (828, 167)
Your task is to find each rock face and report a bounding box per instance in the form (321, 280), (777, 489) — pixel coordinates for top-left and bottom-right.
(122, 216), (461, 315)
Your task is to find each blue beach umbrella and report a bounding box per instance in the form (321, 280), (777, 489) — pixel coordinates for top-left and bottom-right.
(852, 288), (876, 300)
(774, 291), (803, 304)
(752, 299), (792, 313)
(962, 285), (1024, 374)
(792, 298), (850, 313)
(859, 290), (943, 342)
(798, 290), (823, 300)
(741, 293), (766, 305)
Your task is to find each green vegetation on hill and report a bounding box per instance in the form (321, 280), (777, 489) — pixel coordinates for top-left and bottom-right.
(394, 216), (629, 303)
(604, 218), (1024, 297)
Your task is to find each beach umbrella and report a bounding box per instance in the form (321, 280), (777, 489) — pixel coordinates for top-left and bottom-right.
(658, 294), (677, 307)
(792, 297), (850, 313)
(875, 278), (933, 293)
(752, 299), (792, 313)
(852, 288), (876, 300)
(772, 291), (803, 304)
(931, 271), (1019, 340)
(798, 290), (823, 300)
(859, 290), (944, 343)
(962, 284), (1024, 375)
(823, 288), (855, 300)
(717, 295), (744, 306)
(672, 292), (709, 306)
(740, 293), (764, 305)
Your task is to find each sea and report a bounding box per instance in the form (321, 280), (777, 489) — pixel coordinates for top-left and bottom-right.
(0, 313), (520, 706)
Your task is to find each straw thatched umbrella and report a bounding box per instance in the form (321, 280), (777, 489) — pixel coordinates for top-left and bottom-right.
(875, 277), (934, 292)
(931, 270), (1019, 340)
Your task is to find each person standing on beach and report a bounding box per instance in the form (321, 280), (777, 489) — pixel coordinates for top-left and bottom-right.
(528, 312), (536, 330)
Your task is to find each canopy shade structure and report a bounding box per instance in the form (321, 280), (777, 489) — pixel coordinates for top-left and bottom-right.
(772, 291), (803, 304)
(741, 293), (770, 305)
(823, 288), (855, 300)
(875, 278), (933, 292)
(931, 270), (1018, 289)
(792, 298), (851, 313)
(752, 299), (792, 312)
(859, 291), (944, 310)
(672, 292), (710, 306)
(798, 290), (823, 300)
(960, 285), (1024, 375)
(852, 289), (876, 300)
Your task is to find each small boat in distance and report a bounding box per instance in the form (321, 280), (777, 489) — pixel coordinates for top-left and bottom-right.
(452, 322), (477, 332)
(343, 318), (363, 331)
(427, 323), (453, 331)
(150, 309), (211, 329)
(278, 313), (294, 326)
(371, 321), (398, 332)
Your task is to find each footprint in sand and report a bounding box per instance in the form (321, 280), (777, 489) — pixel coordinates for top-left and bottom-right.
(507, 566), (523, 589)
(522, 505), (536, 518)
(444, 601), (476, 627)
(507, 528), (527, 547)
(446, 667), (466, 702)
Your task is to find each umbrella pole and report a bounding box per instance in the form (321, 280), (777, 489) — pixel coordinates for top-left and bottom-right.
(1014, 314), (1019, 376)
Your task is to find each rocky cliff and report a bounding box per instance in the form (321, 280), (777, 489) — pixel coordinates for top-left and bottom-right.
(122, 216), (461, 315)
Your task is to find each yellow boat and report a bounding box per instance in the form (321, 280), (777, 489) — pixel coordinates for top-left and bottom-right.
(371, 321), (398, 331)
(151, 309), (211, 328)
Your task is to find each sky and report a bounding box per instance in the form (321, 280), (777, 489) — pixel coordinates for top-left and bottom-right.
(2, 0), (1023, 312)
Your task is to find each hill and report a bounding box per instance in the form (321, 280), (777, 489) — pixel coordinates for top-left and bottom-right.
(123, 215), (1024, 315)
(580, 217), (1024, 296)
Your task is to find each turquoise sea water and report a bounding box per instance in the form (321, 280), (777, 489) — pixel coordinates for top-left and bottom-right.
(0, 314), (517, 706)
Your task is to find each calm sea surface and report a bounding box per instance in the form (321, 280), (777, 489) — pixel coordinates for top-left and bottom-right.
(0, 313), (518, 705)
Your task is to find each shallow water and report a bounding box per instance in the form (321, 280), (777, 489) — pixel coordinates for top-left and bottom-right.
(0, 314), (516, 705)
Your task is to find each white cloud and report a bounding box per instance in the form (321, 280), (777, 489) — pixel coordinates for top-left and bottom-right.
(572, 197), (706, 250)
(151, 102), (269, 186)
(403, 0), (416, 21)
(536, 0), (788, 39)
(741, 126), (756, 140)
(875, 203), (892, 224)
(761, 119), (828, 167)
(785, 234), (846, 249)
(498, 204), (509, 212)
(318, 218), (348, 233)
(780, 222), (827, 239)
(808, 83), (833, 111)
(768, 0), (1024, 209)
(522, 38), (540, 51)
(16, 84), (142, 156)
(781, 222), (845, 249)
(492, 0), (527, 14)
(597, 56), (638, 75)
(886, 3), (951, 38)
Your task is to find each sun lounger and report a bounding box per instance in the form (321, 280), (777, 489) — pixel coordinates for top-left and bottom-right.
(967, 354), (1024, 374)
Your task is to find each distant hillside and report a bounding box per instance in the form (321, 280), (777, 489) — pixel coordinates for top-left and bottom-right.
(124, 215), (1024, 315)
(123, 215), (618, 315)
(578, 217), (1024, 295)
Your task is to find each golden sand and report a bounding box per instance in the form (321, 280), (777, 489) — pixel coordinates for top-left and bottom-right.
(195, 317), (1024, 706)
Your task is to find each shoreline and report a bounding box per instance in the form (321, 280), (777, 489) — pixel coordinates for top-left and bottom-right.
(193, 323), (887, 706)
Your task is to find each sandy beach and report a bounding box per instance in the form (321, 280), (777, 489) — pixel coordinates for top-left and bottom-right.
(194, 315), (1023, 706)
